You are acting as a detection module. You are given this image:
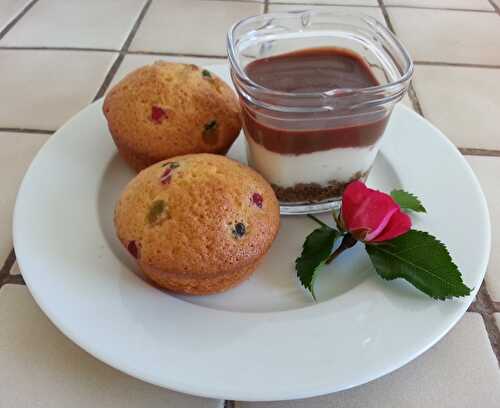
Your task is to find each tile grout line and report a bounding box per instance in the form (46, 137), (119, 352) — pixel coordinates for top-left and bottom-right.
(0, 46), (228, 59)
(6, 274), (25, 285)
(263, 1), (497, 12)
(415, 60), (500, 70)
(270, 2), (379, 7)
(407, 83), (424, 117)
(3, 46), (500, 70)
(376, 0), (396, 38)
(92, 0), (152, 102)
(0, 0), (39, 41)
(0, 45), (117, 52)
(203, 0), (264, 3)
(377, 0), (424, 116)
(487, 0), (500, 14)
(127, 50), (227, 59)
(0, 249), (17, 289)
(474, 282), (500, 366)
(459, 148), (500, 157)
(0, 127), (54, 135)
(205, 0), (496, 10)
(382, 4), (496, 13)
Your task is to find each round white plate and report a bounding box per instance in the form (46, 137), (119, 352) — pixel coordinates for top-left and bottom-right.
(14, 65), (490, 402)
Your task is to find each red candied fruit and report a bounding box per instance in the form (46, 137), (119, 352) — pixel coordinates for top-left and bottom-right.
(127, 240), (139, 258)
(251, 192), (263, 208)
(160, 167), (173, 184)
(151, 106), (167, 123)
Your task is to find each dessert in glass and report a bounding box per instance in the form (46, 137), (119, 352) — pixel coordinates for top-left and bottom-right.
(228, 10), (413, 214)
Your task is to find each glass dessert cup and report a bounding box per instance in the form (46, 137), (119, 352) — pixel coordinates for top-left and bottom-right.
(228, 10), (413, 215)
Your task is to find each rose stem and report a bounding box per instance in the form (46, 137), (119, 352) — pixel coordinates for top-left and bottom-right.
(325, 233), (358, 264)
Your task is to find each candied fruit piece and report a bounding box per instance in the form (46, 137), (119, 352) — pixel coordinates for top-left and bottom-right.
(161, 161), (180, 169)
(147, 199), (167, 225)
(151, 106), (167, 123)
(160, 167), (173, 184)
(127, 240), (138, 258)
(202, 69), (212, 78)
(202, 120), (218, 145)
(251, 193), (263, 208)
(232, 222), (246, 239)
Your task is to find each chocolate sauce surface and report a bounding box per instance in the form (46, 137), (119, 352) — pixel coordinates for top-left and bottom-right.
(246, 47), (379, 93)
(242, 47), (389, 155)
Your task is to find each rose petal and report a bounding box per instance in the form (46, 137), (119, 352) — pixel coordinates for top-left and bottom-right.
(369, 210), (411, 242)
(364, 206), (398, 241)
(342, 181), (401, 241)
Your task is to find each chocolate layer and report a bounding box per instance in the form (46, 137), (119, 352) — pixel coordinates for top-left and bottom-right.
(242, 47), (388, 155)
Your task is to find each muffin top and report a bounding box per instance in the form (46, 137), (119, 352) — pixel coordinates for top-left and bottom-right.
(103, 61), (241, 163)
(114, 154), (280, 277)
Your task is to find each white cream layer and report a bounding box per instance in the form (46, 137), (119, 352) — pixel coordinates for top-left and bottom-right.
(246, 136), (380, 188)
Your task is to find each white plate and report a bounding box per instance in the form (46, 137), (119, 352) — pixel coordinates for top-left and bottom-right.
(14, 65), (490, 402)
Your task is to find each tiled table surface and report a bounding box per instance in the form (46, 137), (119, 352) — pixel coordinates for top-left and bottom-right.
(1, 0), (500, 406)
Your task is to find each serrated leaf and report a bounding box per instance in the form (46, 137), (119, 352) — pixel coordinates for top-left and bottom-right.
(365, 230), (471, 300)
(390, 190), (426, 213)
(295, 226), (340, 300)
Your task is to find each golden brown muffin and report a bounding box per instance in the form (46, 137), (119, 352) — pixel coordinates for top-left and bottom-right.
(114, 153), (280, 295)
(103, 61), (242, 171)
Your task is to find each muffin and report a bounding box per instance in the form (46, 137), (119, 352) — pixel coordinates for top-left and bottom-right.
(114, 153), (280, 295)
(103, 61), (242, 171)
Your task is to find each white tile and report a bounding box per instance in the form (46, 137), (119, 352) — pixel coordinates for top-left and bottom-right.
(0, 285), (223, 408)
(0, 50), (116, 129)
(109, 54), (226, 88)
(384, 0), (494, 10)
(237, 313), (500, 408)
(0, 132), (49, 263)
(466, 156), (500, 302)
(268, 4), (386, 24)
(388, 8), (500, 65)
(269, 0), (378, 5)
(0, 0), (30, 31)
(412, 65), (500, 150)
(130, 0), (263, 55)
(0, 0), (146, 49)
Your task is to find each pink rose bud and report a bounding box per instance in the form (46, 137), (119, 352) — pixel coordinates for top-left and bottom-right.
(341, 181), (411, 243)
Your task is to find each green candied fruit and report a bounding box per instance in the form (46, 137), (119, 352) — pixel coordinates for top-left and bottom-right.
(147, 199), (167, 225)
(161, 161), (180, 169)
(202, 69), (212, 78)
(203, 120), (217, 134)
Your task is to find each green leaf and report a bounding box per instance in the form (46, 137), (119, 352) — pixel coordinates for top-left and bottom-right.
(390, 190), (426, 213)
(365, 230), (471, 300)
(295, 226), (340, 299)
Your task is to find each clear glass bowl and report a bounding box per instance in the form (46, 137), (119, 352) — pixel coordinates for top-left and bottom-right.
(227, 10), (414, 215)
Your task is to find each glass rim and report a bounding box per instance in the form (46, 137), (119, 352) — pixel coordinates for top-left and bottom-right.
(227, 10), (414, 100)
